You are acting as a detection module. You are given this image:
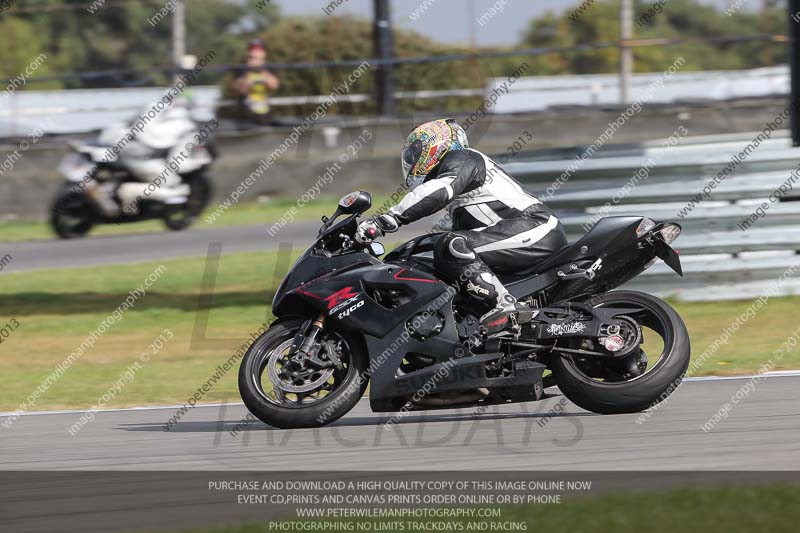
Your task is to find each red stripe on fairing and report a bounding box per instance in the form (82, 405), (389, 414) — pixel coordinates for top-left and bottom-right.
(393, 268), (436, 283)
(296, 288), (321, 298)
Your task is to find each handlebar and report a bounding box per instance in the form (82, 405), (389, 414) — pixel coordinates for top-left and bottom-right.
(315, 212), (383, 258)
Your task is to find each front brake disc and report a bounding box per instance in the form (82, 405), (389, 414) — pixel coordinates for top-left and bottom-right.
(266, 339), (335, 394)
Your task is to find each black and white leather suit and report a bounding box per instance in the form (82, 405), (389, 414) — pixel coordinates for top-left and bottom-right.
(378, 148), (567, 311)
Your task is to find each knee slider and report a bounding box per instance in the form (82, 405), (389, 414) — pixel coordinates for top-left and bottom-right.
(442, 234), (476, 261)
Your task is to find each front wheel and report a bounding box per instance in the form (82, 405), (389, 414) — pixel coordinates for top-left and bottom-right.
(552, 290), (691, 414)
(238, 319), (369, 429)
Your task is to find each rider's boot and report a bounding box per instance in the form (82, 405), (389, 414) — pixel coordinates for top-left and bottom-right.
(86, 182), (120, 217)
(465, 272), (531, 335)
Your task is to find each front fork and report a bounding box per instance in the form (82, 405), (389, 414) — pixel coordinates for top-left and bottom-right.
(290, 314), (338, 369)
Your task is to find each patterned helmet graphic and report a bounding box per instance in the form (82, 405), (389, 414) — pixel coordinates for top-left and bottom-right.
(401, 119), (469, 189)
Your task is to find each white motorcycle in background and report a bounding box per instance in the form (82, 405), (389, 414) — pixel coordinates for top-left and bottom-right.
(50, 104), (217, 239)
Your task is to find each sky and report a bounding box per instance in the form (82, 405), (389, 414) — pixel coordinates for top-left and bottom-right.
(272, 0), (759, 47)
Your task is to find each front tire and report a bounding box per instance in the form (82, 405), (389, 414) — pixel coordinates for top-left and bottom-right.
(552, 290), (690, 414)
(238, 319), (369, 429)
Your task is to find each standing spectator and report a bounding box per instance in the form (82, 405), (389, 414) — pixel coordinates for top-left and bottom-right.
(233, 39), (280, 124)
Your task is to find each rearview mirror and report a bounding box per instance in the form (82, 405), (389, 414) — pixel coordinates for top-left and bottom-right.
(369, 242), (385, 257)
(337, 191), (372, 215)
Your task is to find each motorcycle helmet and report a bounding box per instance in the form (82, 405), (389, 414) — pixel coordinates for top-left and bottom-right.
(401, 118), (469, 190)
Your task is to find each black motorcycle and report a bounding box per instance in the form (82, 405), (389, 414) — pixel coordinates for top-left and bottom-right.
(239, 191), (690, 429)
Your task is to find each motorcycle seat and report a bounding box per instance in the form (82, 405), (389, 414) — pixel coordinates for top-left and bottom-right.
(497, 240), (581, 282)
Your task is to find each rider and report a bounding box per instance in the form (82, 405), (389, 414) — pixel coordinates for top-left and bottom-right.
(89, 98), (196, 217)
(356, 119), (567, 333)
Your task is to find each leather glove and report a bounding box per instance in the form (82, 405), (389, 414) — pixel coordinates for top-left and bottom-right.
(355, 219), (382, 243)
(355, 214), (400, 243)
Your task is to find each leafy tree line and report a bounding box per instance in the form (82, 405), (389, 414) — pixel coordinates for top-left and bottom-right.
(523, 0), (787, 75)
(1, 0), (789, 115)
(2, 0), (279, 89)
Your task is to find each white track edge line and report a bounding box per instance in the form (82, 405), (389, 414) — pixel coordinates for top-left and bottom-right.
(2, 371), (799, 418)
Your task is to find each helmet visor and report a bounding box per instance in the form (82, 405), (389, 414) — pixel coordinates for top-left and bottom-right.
(401, 140), (423, 179)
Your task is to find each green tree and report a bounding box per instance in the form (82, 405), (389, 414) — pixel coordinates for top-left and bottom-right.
(1, 16), (59, 89)
(222, 15), (527, 117)
(13, 0), (281, 88)
(520, 0), (788, 74)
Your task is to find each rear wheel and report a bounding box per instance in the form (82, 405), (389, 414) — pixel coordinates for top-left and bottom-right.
(163, 174), (211, 231)
(238, 319), (369, 429)
(50, 185), (94, 239)
(552, 290), (690, 414)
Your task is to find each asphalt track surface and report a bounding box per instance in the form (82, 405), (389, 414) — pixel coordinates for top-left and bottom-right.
(3, 375), (799, 471)
(0, 222), (423, 273)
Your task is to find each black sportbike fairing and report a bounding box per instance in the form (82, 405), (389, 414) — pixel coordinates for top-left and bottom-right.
(267, 192), (685, 417)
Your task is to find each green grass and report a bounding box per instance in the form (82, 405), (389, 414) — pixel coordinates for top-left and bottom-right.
(0, 250), (284, 411)
(0, 196), (345, 242)
(175, 484), (800, 533)
(1, 247), (800, 411)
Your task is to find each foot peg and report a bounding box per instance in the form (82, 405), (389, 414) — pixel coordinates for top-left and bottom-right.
(481, 306), (538, 336)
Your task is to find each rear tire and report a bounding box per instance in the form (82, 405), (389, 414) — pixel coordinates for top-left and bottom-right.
(50, 185), (94, 239)
(163, 173), (211, 231)
(238, 319), (369, 429)
(552, 290), (690, 414)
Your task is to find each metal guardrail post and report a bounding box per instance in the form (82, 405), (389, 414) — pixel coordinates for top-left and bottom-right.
(791, 0), (800, 146)
(172, 1), (186, 86)
(620, 0), (634, 105)
(373, 0), (396, 117)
